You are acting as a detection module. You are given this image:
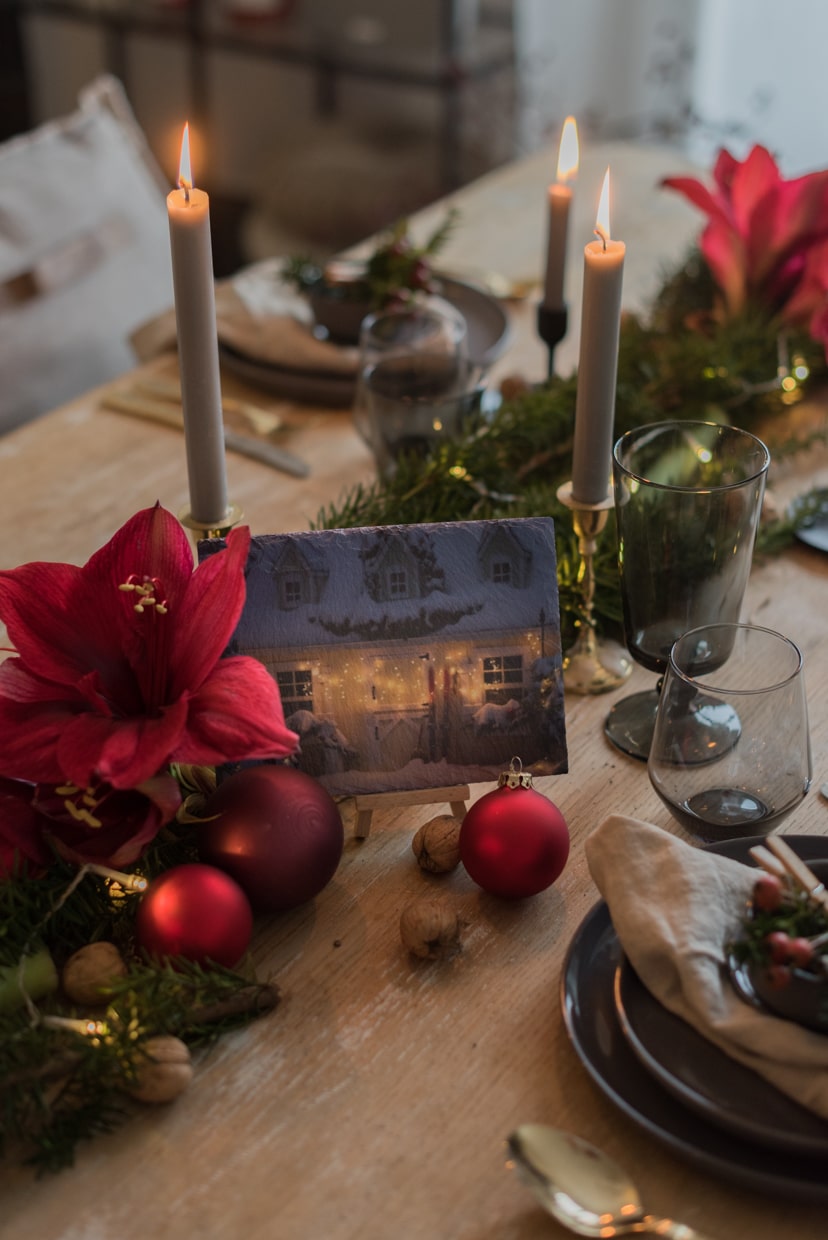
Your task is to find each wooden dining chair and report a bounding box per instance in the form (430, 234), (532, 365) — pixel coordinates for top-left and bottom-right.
(0, 75), (175, 433)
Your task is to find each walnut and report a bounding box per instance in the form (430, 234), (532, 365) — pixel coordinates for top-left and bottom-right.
(127, 1035), (193, 1104)
(61, 942), (128, 1006)
(412, 814), (462, 874)
(400, 896), (463, 960)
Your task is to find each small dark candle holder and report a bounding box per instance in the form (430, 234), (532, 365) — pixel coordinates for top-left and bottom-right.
(556, 481), (632, 695)
(536, 303), (568, 377)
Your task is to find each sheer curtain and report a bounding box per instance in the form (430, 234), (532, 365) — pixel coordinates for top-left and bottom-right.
(513, 0), (828, 175)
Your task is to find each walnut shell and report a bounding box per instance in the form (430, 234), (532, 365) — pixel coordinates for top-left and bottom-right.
(412, 814), (462, 874)
(127, 1035), (193, 1104)
(62, 942), (128, 1006)
(400, 896), (463, 960)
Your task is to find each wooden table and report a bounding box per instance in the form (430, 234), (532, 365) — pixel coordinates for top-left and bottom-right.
(2, 140), (828, 1240)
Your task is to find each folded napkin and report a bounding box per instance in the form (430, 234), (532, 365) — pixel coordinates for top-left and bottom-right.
(131, 258), (358, 376)
(585, 815), (828, 1120)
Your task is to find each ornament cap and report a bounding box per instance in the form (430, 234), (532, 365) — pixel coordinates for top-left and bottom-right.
(498, 756), (534, 791)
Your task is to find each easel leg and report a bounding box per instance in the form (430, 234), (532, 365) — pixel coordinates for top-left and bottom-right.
(353, 785), (471, 842)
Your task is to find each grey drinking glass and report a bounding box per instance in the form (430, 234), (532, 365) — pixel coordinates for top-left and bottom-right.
(605, 420), (770, 760)
(648, 623), (811, 841)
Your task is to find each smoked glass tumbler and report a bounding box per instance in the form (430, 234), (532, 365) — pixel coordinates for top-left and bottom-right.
(605, 420), (770, 760)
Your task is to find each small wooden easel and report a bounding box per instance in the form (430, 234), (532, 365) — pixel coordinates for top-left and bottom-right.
(353, 785), (470, 840)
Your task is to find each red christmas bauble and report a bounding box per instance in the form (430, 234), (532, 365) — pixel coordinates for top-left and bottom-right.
(135, 864), (253, 967)
(459, 764), (569, 899)
(199, 764), (344, 912)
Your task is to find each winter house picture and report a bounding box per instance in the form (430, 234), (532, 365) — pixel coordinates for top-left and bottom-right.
(205, 517), (567, 798)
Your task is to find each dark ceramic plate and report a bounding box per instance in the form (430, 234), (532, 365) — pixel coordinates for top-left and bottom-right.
(615, 957), (828, 1156)
(218, 275), (511, 407)
(561, 834), (828, 1201)
(793, 489), (828, 553)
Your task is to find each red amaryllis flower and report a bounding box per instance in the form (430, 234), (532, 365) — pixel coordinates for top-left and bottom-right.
(663, 145), (828, 319)
(0, 504), (297, 793)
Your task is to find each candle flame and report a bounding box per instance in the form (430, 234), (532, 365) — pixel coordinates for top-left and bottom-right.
(595, 168), (611, 246)
(556, 116), (579, 183)
(178, 123), (193, 200)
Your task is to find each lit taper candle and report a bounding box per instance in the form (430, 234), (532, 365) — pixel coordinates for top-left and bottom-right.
(167, 124), (229, 528)
(542, 116), (579, 310)
(571, 168), (625, 505)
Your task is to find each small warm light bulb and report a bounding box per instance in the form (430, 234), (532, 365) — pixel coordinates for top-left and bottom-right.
(557, 115), (579, 183)
(595, 168), (611, 246)
(178, 123), (193, 199)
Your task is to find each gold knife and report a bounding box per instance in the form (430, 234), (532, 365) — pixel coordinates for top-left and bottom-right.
(101, 391), (310, 479)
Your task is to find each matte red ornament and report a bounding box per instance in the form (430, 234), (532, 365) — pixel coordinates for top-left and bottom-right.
(199, 764), (344, 912)
(135, 863), (253, 967)
(459, 759), (569, 899)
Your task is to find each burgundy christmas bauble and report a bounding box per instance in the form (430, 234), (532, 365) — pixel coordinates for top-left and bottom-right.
(199, 764), (344, 912)
(459, 764), (569, 899)
(135, 864), (253, 967)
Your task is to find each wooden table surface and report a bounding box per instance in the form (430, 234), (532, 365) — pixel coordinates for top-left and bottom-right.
(2, 140), (828, 1240)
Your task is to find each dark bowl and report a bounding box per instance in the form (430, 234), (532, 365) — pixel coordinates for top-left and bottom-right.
(309, 282), (374, 345)
(746, 959), (828, 1032)
(729, 858), (828, 1033)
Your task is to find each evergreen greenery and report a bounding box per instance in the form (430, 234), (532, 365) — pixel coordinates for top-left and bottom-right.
(0, 814), (277, 1174)
(316, 249), (828, 647)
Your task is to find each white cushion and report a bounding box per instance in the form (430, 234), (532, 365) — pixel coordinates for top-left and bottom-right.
(0, 75), (174, 431)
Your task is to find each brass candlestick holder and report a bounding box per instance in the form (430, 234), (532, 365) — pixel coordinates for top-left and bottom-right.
(557, 481), (632, 695)
(179, 501), (244, 544)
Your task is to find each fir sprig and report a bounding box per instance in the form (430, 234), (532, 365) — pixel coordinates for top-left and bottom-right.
(0, 956), (279, 1173)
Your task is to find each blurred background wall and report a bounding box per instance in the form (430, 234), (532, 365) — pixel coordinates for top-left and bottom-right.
(3, 0), (826, 274)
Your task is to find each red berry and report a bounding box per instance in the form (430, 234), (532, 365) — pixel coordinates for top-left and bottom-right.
(765, 930), (793, 963)
(788, 937), (815, 968)
(765, 963), (793, 990)
(752, 874), (784, 913)
(410, 258), (431, 289)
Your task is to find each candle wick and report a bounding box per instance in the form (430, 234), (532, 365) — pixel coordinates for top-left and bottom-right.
(594, 225), (609, 252)
(179, 180), (191, 205)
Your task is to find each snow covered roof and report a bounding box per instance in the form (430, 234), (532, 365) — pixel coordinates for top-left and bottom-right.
(226, 517), (561, 652)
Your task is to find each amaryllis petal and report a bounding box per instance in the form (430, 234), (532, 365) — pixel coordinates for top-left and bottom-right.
(781, 238), (828, 321)
(167, 525), (250, 697)
(711, 147), (740, 194)
(699, 221), (746, 314)
(0, 777), (52, 877)
(728, 145), (780, 236)
(0, 674), (81, 784)
(660, 174), (732, 226)
(172, 657), (298, 767)
(57, 695), (191, 791)
(0, 562), (117, 688)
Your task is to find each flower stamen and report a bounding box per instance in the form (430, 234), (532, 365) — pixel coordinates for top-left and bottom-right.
(56, 782), (104, 829)
(119, 574), (169, 615)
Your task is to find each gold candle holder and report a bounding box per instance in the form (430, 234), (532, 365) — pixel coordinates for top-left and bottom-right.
(557, 481), (632, 695)
(178, 501), (244, 543)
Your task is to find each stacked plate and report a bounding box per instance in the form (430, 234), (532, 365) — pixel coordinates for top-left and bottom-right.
(562, 835), (828, 1202)
(219, 275), (511, 408)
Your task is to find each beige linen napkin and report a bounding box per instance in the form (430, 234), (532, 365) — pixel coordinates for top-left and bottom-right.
(585, 815), (828, 1120)
(131, 258), (358, 376)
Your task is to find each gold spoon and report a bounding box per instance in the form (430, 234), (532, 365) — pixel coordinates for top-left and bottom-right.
(506, 1125), (716, 1239)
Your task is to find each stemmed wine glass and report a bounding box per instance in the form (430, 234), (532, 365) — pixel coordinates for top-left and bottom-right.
(648, 622), (811, 841)
(605, 420), (770, 760)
